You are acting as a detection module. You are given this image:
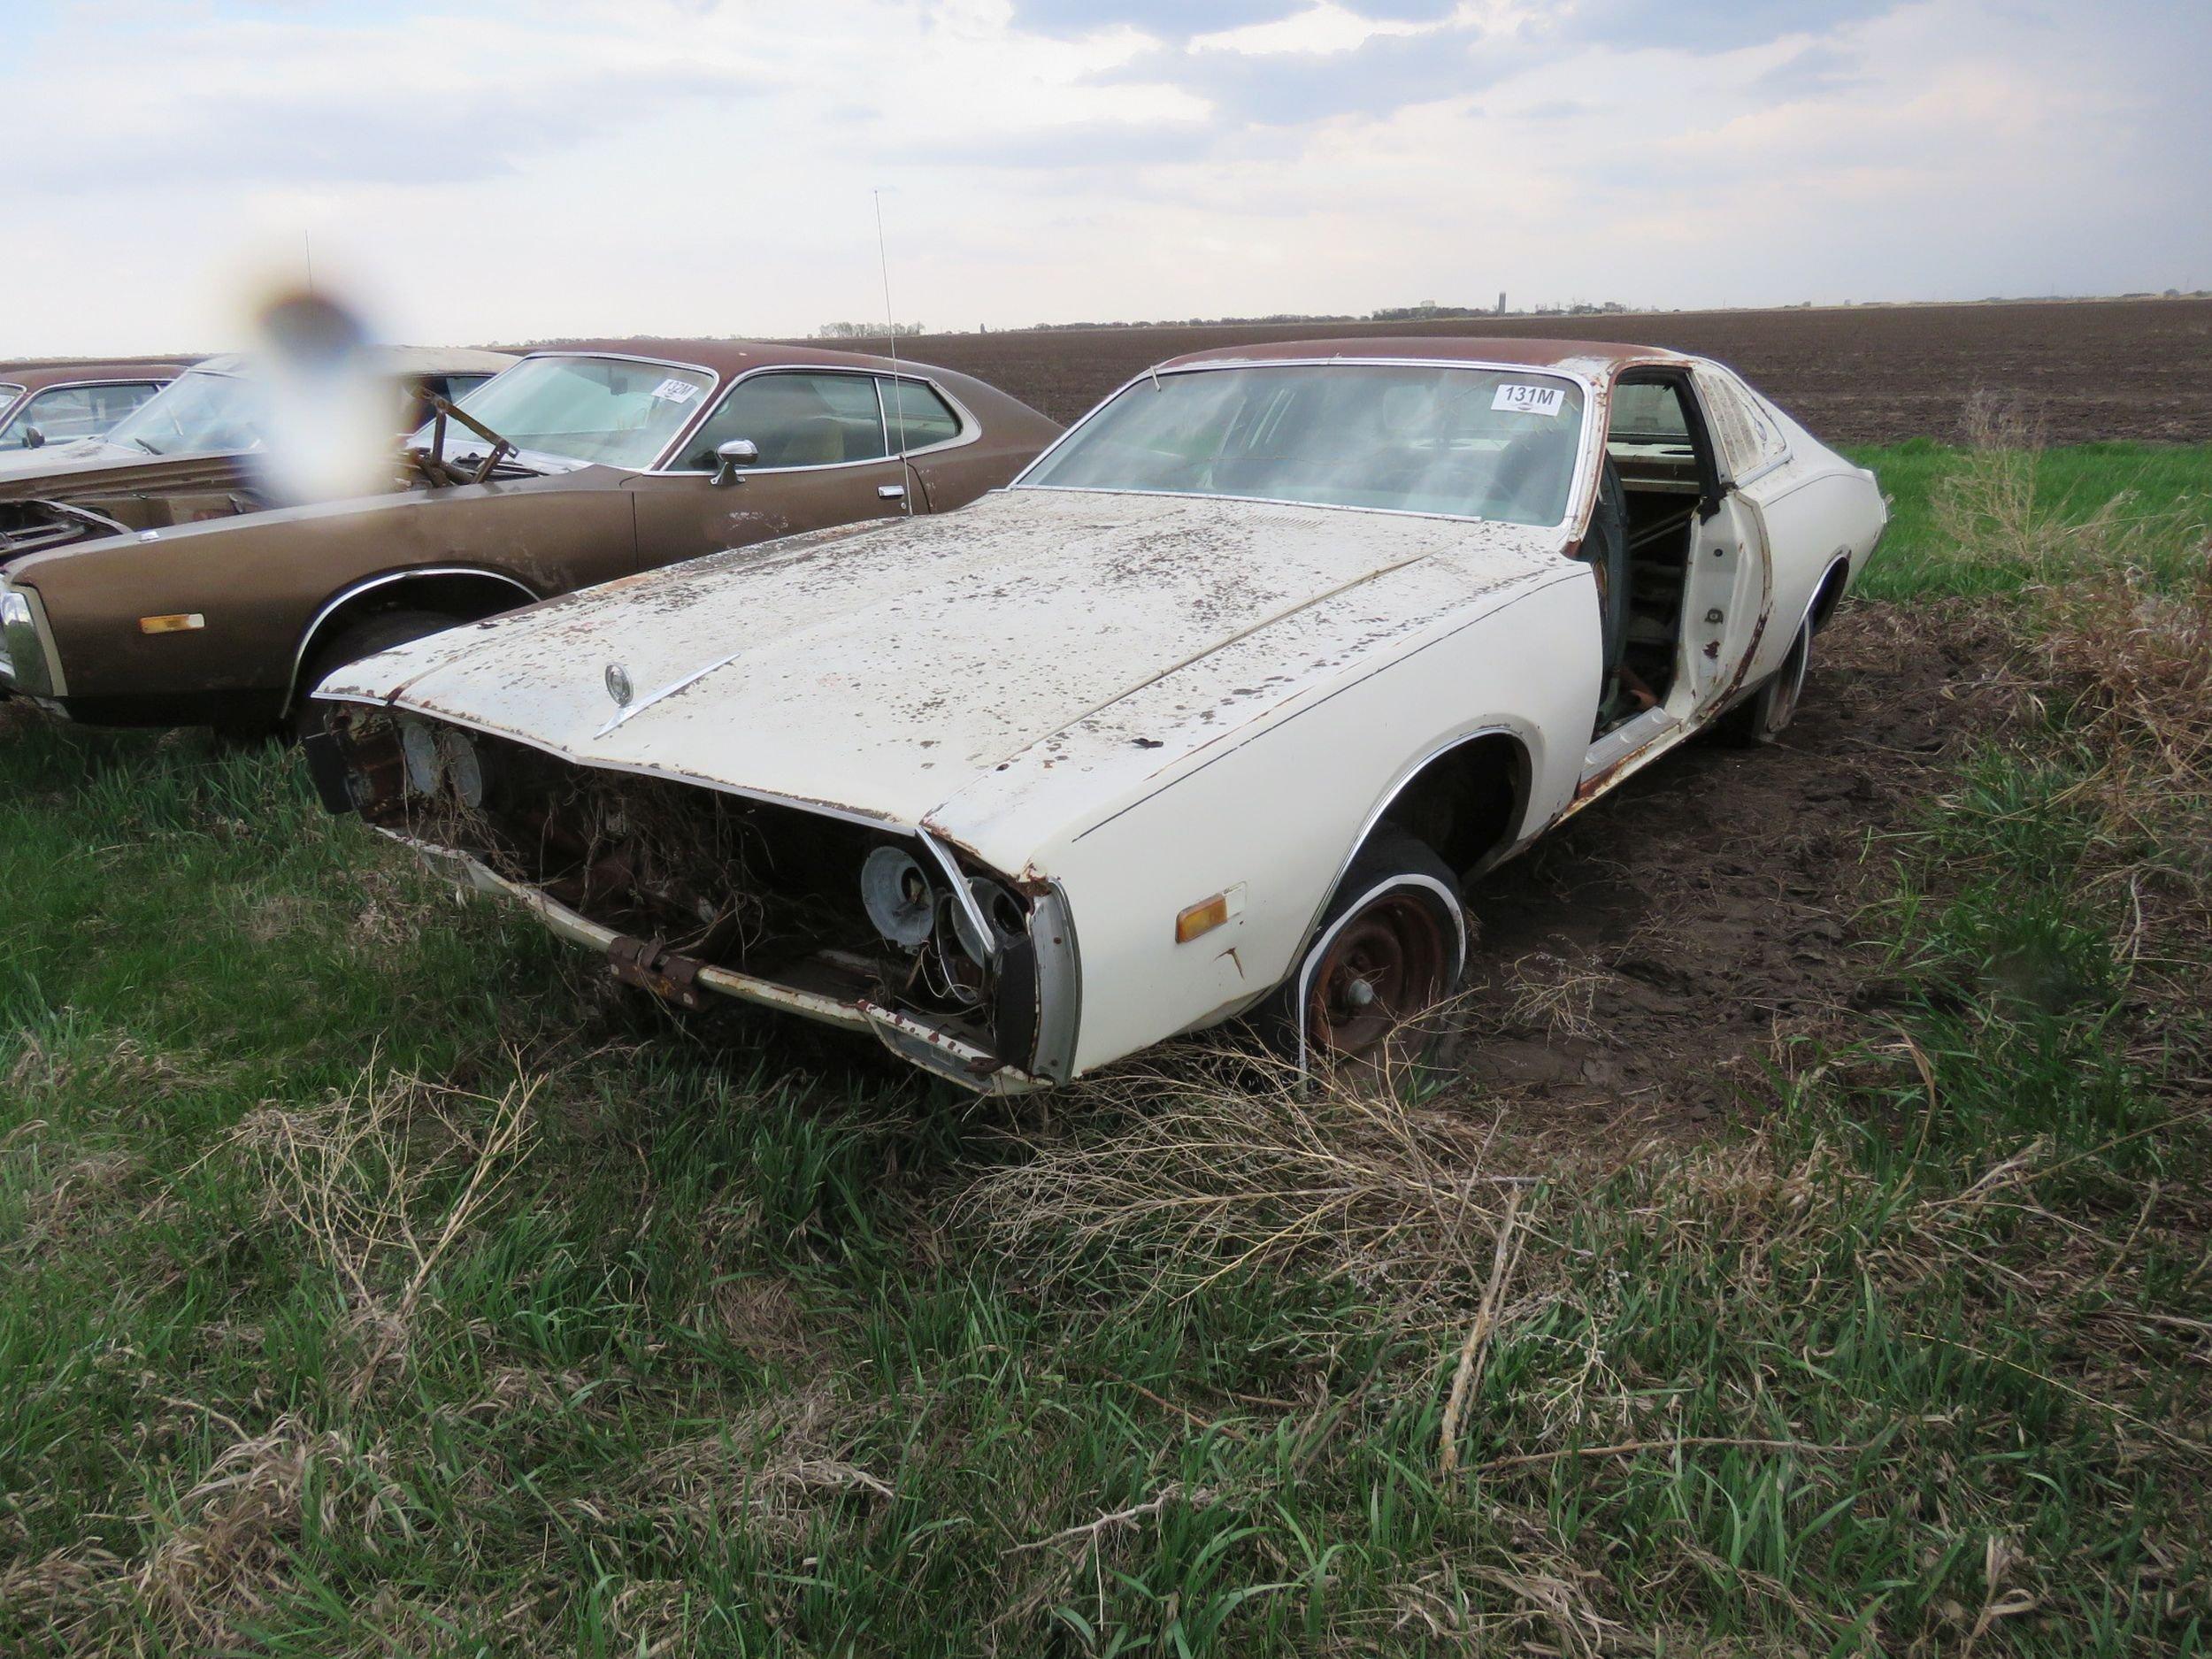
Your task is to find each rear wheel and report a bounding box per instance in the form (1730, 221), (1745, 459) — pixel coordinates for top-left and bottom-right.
(288, 609), (455, 741)
(1273, 827), (1465, 1073)
(1717, 614), (1810, 747)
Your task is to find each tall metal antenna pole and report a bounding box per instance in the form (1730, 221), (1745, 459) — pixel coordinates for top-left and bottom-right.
(303, 231), (315, 295)
(874, 188), (911, 511)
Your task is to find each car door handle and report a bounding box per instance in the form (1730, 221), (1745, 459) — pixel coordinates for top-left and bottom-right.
(877, 483), (907, 501)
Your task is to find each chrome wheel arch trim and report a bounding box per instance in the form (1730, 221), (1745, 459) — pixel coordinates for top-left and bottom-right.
(284, 565), (541, 715)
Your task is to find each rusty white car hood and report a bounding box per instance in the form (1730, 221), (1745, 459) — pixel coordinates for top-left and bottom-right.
(321, 488), (1573, 864)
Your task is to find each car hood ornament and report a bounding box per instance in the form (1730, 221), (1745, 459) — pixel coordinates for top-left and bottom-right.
(604, 663), (633, 708)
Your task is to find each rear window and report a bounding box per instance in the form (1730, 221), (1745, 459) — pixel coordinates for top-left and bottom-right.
(1694, 367), (1787, 477)
(881, 378), (962, 450)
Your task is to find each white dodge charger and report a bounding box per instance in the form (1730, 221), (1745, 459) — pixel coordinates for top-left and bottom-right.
(310, 338), (1886, 1091)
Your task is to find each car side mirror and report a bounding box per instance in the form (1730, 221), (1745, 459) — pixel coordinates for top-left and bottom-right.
(22, 426), (43, 449)
(711, 438), (759, 487)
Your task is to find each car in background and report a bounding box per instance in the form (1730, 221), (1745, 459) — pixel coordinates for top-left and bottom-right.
(0, 360), (189, 451)
(0, 346), (517, 558)
(0, 339), (1059, 735)
(303, 339), (1885, 1093)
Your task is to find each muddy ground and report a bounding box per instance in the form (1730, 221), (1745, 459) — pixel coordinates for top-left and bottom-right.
(1434, 602), (2005, 1140)
(703, 601), (2008, 1138)
(860, 296), (2212, 445)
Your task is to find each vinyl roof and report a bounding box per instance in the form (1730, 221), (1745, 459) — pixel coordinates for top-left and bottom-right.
(1160, 336), (1693, 372)
(186, 346), (518, 377)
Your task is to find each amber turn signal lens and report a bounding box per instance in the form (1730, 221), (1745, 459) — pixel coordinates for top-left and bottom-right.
(138, 613), (205, 634)
(1175, 893), (1231, 944)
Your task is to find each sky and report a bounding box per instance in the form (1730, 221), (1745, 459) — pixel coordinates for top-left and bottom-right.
(4, 0), (2208, 355)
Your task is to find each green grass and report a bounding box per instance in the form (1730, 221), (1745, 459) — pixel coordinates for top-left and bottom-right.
(2, 444), (2208, 1655)
(1844, 440), (2212, 598)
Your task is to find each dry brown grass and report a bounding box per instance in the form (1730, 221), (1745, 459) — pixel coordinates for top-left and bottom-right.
(1, 1414), (412, 1652)
(2039, 551), (2212, 781)
(618, 1380), (893, 1548)
(221, 1058), (540, 1397)
(957, 1045), (1536, 1305)
(1934, 397), (2212, 1008)
(134, 1414), (411, 1643)
(1500, 951), (1612, 1043)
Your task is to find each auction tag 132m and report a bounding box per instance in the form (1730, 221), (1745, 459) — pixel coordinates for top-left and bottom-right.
(1492, 383), (1566, 417)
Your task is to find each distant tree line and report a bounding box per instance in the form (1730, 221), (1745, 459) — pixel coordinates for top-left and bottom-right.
(814, 321), (924, 339)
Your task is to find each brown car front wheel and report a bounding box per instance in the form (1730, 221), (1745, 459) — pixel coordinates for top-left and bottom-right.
(288, 609), (457, 741)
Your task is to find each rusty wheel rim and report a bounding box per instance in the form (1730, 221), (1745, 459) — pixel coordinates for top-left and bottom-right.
(1306, 892), (1450, 1060)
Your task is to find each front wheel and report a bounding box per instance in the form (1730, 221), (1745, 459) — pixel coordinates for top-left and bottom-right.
(287, 609), (457, 741)
(1270, 826), (1466, 1074)
(1717, 614), (1810, 747)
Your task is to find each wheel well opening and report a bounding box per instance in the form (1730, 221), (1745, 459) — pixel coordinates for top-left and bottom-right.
(1809, 557), (1852, 634)
(294, 572), (534, 695)
(1374, 732), (1530, 886)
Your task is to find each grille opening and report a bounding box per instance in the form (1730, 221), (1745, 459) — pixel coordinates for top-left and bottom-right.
(340, 712), (1025, 1042)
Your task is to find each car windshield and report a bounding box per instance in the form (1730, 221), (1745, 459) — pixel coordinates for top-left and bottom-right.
(416, 355), (711, 469)
(1019, 363), (1587, 526)
(104, 369), (265, 457)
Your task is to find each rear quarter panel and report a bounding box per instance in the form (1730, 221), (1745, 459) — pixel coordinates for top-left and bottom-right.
(1036, 569), (1596, 1075)
(910, 371), (1062, 512)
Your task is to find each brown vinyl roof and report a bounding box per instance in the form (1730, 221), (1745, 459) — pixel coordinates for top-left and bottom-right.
(0, 359), (193, 392)
(1162, 337), (1690, 372)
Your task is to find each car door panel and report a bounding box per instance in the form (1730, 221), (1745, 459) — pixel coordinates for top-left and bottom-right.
(627, 461), (918, 572)
(1678, 489), (1770, 715)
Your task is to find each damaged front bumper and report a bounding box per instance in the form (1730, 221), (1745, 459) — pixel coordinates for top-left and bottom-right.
(403, 834), (1058, 1093)
(311, 711), (1081, 1094)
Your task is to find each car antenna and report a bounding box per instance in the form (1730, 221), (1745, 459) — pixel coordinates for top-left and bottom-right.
(873, 188), (912, 515)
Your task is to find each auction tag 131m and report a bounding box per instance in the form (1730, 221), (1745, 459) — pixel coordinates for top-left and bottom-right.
(1493, 383), (1566, 416)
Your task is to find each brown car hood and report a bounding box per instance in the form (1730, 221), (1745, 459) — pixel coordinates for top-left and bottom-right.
(0, 442), (250, 504)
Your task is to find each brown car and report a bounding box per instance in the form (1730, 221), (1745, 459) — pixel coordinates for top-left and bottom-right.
(0, 359), (190, 452)
(0, 340), (1061, 735)
(0, 346), (517, 560)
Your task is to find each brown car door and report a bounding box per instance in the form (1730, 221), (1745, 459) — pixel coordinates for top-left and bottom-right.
(626, 368), (920, 571)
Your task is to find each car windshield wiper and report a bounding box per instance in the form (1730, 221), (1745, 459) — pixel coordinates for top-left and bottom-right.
(131, 436), (162, 456)
(409, 395), (520, 488)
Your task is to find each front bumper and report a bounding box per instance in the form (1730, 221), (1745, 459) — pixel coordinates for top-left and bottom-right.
(0, 582), (65, 699)
(388, 830), (1055, 1095)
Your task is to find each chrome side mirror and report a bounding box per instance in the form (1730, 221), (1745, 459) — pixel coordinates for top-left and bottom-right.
(22, 426), (43, 449)
(711, 438), (759, 487)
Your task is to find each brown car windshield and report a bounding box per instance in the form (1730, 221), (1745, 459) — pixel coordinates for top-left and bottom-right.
(419, 356), (710, 470)
(1019, 363), (1587, 526)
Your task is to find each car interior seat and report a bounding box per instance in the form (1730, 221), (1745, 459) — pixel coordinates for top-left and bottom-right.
(775, 416), (847, 467)
(1586, 455), (1632, 688)
(1491, 426), (1576, 526)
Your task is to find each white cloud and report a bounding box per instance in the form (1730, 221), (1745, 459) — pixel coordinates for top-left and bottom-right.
(0, 0), (2202, 355)
(1189, 4), (1441, 57)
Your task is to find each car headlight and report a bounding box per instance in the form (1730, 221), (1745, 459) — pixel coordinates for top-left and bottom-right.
(0, 583), (60, 697)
